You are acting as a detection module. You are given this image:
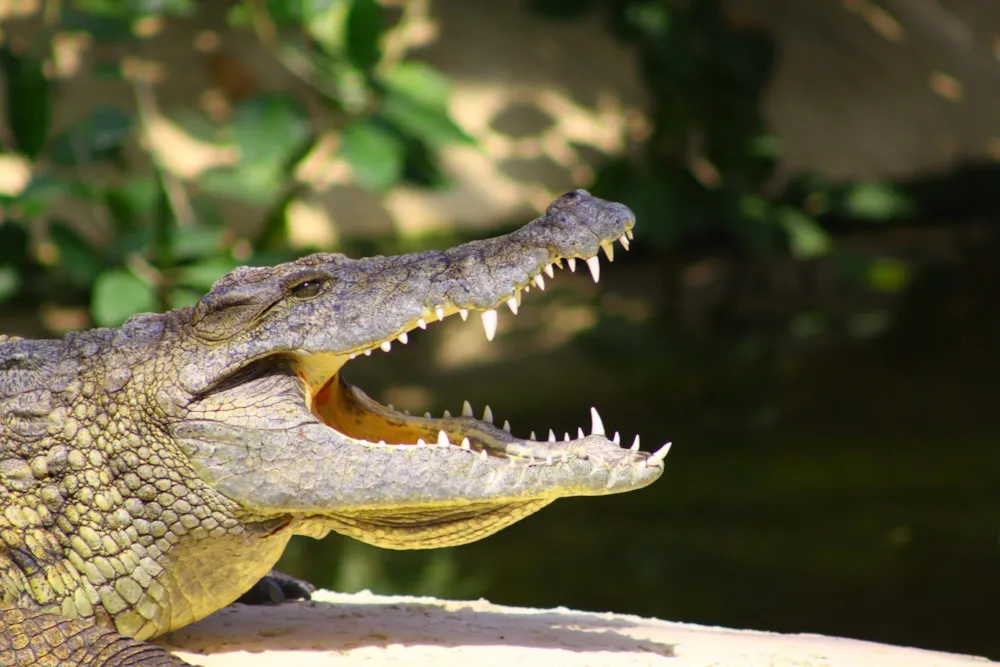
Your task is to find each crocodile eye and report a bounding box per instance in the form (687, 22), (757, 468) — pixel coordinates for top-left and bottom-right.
(291, 279), (325, 300)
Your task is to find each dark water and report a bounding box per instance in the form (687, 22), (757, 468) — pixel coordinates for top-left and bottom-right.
(278, 250), (1000, 660)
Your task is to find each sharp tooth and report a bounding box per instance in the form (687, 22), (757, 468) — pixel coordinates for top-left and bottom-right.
(379, 440), (387, 446)
(507, 297), (519, 315)
(589, 407), (605, 436)
(380, 340), (392, 353)
(647, 442), (672, 465)
(435, 307), (445, 321)
(564, 432), (570, 441)
(548, 429), (556, 442)
(554, 258), (563, 268)
(502, 419), (511, 433)
(349, 352), (357, 360)
(567, 257), (577, 272)
(577, 427), (585, 439)
(586, 256), (600, 282)
(533, 274), (546, 290)
(364, 349), (372, 356)
(387, 404), (395, 411)
(613, 432), (620, 445)
(403, 409), (410, 415)
(619, 234), (630, 251)
(417, 438), (427, 447)
(530, 430), (537, 441)
(524, 285), (530, 293)
(461, 437), (471, 450)
(480, 449), (487, 461)
(416, 318), (428, 329)
(424, 412), (432, 418)
(459, 308), (469, 321)
(544, 264), (555, 278)
(462, 400), (474, 417)
(601, 241), (615, 261)
(482, 405), (494, 423)
(626, 228), (634, 240)
(397, 332), (408, 344)
(438, 431), (450, 447)
(481, 309), (498, 341)
(630, 434), (640, 452)
(443, 409), (452, 418)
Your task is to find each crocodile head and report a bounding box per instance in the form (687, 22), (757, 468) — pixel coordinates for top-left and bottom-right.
(172, 190), (669, 549)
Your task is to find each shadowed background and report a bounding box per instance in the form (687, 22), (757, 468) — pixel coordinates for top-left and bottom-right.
(0, 0), (997, 660)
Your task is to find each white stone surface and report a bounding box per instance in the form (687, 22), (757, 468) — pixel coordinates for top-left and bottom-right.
(157, 590), (994, 666)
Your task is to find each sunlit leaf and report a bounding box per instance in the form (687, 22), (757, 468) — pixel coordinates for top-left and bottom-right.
(91, 268), (158, 326)
(339, 119), (404, 191)
(867, 257), (912, 294)
(230, 94), (311, 166)
(843, 182), (913, 221)
(381, 62), (452, 112)
(381, 91), (472, 149)
(175, 257), (239, 291)
(778, 207), (830, 259)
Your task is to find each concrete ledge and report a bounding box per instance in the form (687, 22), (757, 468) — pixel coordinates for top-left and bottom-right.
(156, 590), (994, 666)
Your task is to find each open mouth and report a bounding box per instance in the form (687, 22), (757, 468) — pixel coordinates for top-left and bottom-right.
(295, 225), (670, 470)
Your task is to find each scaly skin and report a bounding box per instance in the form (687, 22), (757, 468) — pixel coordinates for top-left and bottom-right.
(0, 190), (668, 665)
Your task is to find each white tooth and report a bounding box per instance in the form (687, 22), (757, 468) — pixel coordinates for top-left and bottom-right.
(548, 429), (556, 442)
(630, 435), (640, 452)
(619, 234), (630, 251)
(613, 432), (620, 445)
(507, 297), (519, 315)
(524, 285), (530, 293)
(544, 264), (555, 279)
(435, 307), (445, 321)
(443, 409), (452, 418)
(397, 332), (408, 344)
(380, 340), (392, 353)
(647, 442), (672, 465)
(349, 352), (357, 360)
(602, 242), (614, 262)
(459, 308), (469, 321)
(379, 440), (387, 446)
(416, 318), (427, 329)
(626, 228), (634, 240)
(567, 257), (577, 272)
(533, 274), (545, 290)
(462, 400), (474, 417)
(481, 309), (498, 341)
(480, 449), (487, 461)
(461, 437), (471, 450)
(424, 412), (432, 418)
(387, 404), (395, 411)
(564, 432), (570, 441)
(577, 427), (585, 439)
(417, 438), (427, 447)
(482, 405), (494, 423)
(502, 419), (511, 433)
(546, 455), (553, 465)
(438, 431), (450, 447)
(589, 407), (605, 436)
(403, 409), (410, 416)
(364, 349), (372, 356)
(586, 256), (600, 282)
(530, 431), (537, 441)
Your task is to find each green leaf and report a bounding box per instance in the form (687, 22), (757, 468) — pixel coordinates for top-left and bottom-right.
(0, 265), (19, 303)
(230, 94), (311, 167)
(381, 62), (452, 112)
(339, 119), (404, 191)
(49, 221), (105, 285)
(198, 164), (282, 204)
(345, 0), (383, 71)
(175, 257), (238, 292)
(0, 48), (51, 158)
(50, 106), (133, 166)
(170, 226), (226, 262)
(91, 268), (158, 327)
(380, 91), (472, 149)
(842, 181), (913, 221)
(778, 207), (830, 259)
(0, 220), (29, 268)
(104, 178), (159, 232)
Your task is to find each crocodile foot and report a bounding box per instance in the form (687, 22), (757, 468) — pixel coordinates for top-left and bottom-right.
(237, 569), (318, 606)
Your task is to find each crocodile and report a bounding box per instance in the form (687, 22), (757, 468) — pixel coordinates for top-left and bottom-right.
(0, 190), (669, 665)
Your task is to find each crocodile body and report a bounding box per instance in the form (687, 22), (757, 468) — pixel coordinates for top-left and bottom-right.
(0, 191), (668, 665)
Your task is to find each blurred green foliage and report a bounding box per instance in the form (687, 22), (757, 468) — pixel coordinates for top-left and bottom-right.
(0, 0), (917, 330)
